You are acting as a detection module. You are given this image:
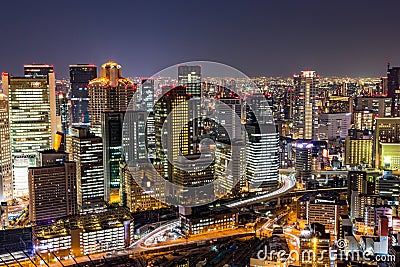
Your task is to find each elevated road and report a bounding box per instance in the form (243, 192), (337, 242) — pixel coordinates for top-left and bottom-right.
(226, 171), (296, 208)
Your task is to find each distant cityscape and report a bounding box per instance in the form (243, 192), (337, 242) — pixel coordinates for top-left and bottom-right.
(1, 61), (400, 267)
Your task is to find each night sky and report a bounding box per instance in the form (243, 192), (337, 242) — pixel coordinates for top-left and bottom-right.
(1, 0), (399, 78)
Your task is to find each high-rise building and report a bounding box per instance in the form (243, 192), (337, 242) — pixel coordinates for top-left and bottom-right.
(24, 64), (54, 77)
(66, 127), (103, 211)
(88, 62), (135, 137)
(353, 110), (374, 131)
(376, 171), (400, 202)
(323, 96), (352, 113)
(387, 65), (400, 117)
(347, 170), (379, 219)
(374, 118), (400, 169)
(2, 69), (57, 196)
(69, 64), (97, 128)
(345, 129), (373, 167)
(319, 112), (352, 140)
(355, 97), (392, 117)
(245, 123), (279, 192)
(178, 65), (201, 97)
(294, 140), (328, 181)
(178, 65), (202, 154)
(102, 111), (124, 202)
(0, 94), (12, 201)
(292, 71), (320, 139)
(28, 161), (77, 223)
(120, 162), (165, 212)
(55, 80), (70, 142)
(141, 78), (155, 113)
(297, 192), (347, 236)
(155, 86), (189, 180)
(139, 79), (156, 155)
(295, 142), (312, 182)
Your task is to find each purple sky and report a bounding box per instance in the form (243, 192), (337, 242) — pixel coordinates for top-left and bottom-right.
(1, 0), (399, 78)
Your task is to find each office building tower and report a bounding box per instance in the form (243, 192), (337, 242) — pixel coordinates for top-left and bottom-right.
(55, 80), (70, 142)
(28, 161), (77, 223)
(69, 64), (97, 128)
(295, 142), (312, 182)
(122, 111), (147, 165)
(172, 153), (215, 187)
(216, 88), (243, 143)
(178, 65), (202, 153)
(387, 64), (400, 117)
(355, 97), (392, 117)
(319, 112), (352, 140)
(102, 111), (124, 202)
(292, 71), (320, 139)
(297, 192), (347, 236)
(141, 79), (156, 154)
(120, 162), (165, 212)
(347, 170), (379, 218)
(66, 127), (103, 211)
(245, 123), (279, 192)
(244, 93), (278, 192)
(88, 62), (135, 137)
(0, 94), (12, 200)
(2, 69), (56, 196)
(294, 140), (328, 181)
(24, 64), (54, 77)
(279, 137), (295, 169)
(376, 171), (400, 202)
(178, 65), (201, 97)
(155, 86), (189, 180)
(345, 129), (373, 167)
(214, 140), (246, 197)
(36, 133), (68, 166)
(353, 110), (374, 131)
(324, 96), (352, 113)
(375, 118), (400, 169)
(141, 78), (155, 113)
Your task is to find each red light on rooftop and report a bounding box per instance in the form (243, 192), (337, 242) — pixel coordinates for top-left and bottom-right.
(2, 72), (8, 77)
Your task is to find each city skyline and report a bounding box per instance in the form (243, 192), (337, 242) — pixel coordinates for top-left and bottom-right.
(2, 1), (400, 265)
(1, 0), (400, 78)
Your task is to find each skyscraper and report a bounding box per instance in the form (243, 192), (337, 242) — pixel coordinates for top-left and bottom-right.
(102, 111), (124, 202)
(88, 62), (135, 137)
(55, 80), (70, 141)
(178, 65), (201, 97)
(28, 161), (77, 223)
(24, 64), (54, 77)
(178, 65), (202, 154)
(245, 124), (279, 192)
(387, 64), (400, 117)
(0, 94), (12, 201)
(345, 129), (373, 167)
(66, 127), (103, 211)
(374, 118), (400, 169)
(141, 78), (155, 113)
(155, 86), (189, 180)
(292, 71), (320, 140)
(2, 69), (56, 196)
(69, 64), (97, 128)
